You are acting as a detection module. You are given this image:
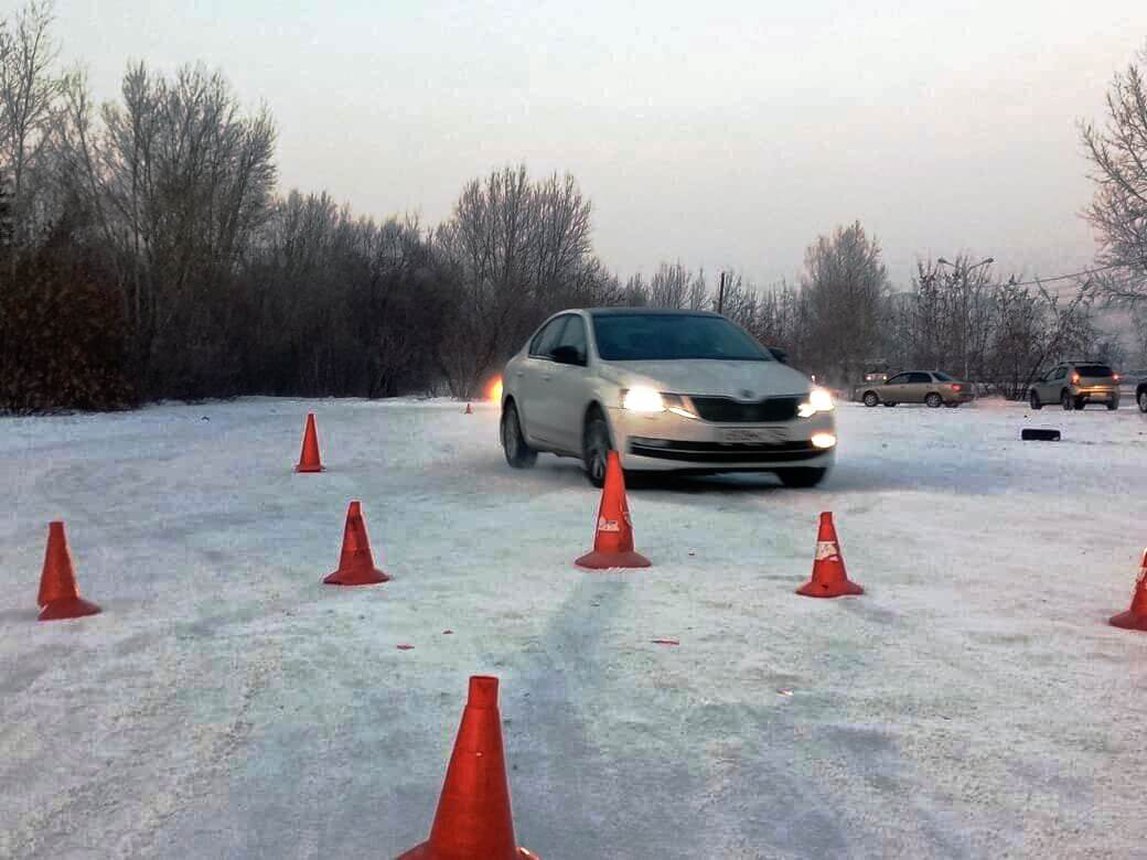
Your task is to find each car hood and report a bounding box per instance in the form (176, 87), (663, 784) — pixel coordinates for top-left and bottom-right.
(597, 359), (814, 398)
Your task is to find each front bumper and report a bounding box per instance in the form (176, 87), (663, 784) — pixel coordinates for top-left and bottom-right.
(607, 406), (836, 472)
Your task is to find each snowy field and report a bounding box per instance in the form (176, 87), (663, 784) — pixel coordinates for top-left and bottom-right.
(3, 395), (1147, 859)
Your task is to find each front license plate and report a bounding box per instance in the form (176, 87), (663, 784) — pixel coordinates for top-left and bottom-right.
(717, 427), (785, 445)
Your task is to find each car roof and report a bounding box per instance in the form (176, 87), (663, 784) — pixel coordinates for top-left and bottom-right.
(582, 307), (723, 318)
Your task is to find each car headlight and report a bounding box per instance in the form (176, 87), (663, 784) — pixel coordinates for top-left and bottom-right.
(622, 386), (665, 413)
(621, 387), (698, 418)
(798, 387), (835, 418)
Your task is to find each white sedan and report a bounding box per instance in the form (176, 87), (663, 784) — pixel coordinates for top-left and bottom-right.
(498, 308), (837, 487)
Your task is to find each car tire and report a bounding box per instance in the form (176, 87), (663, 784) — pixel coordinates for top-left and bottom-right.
(501, 401), (537, 469)
(1108, 399), (1119, 411)
(944, 402), (959, 408)
(582, 407), (613, 488)
(882, 401), (896, 407)
(925, 392), (942, 408)
(862, 391), (879, 407)
(777, 467), (829, 488)
(1061, 390), (1073, 410)
(1139, 389), (1147, 413)
(1074, 396), (1086, 410)
(1029, 390), (1042, 410)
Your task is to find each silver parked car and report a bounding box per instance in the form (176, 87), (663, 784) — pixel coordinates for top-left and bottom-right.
(1028, 361), (1120, 410)
(859, 370), (975, 408)
(499, 308), (837, 487)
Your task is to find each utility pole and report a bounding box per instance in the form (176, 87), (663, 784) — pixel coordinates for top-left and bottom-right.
(717, 271), (726, 314)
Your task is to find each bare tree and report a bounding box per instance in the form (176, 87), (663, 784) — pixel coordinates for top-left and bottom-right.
(434, 164), (601, 396)
(800, 221), (889, 384)
(1082, 45), (1147, 300)
(88, 61), (276, 394)
(0, 0), (62, 252)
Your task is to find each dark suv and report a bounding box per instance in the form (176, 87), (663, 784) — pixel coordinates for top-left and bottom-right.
(1029, 362), (1120, 411)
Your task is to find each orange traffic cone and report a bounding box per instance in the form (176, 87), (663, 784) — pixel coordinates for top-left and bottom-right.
(399, 676), (538, 860)
(295, 412), (324, 473)
(464, 402), (473, 415)
(323, 501), (390, 586)
(575, 451), (651, 570)
(37, 521), (101, 621)
(796, 512), (863, 598)
(1110, 550), (1147, 631)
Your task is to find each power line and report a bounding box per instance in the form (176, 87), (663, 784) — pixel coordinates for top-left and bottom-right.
(971, 262), (1126, 291)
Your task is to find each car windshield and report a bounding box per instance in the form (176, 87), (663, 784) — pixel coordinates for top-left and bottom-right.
(591, 313), (771, 362)
(1076, 365), (1113, 377)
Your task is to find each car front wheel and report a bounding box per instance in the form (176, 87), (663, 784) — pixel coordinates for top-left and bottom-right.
(1029, 390), (1042, 410)
(582, 408), (613, 488)
(777, 467), (829, 488)
(862, 391), (879, 407)
(501, 402), (538, 469)
(1061, 390), (1073, 410)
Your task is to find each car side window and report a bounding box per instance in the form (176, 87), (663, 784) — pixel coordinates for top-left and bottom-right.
(528, 317), (568, 358)
(1051, 367), (1066, 381)
(553, 315), (588, 364)
(908, 372), (931, 384)
(886, 373), (909, 385)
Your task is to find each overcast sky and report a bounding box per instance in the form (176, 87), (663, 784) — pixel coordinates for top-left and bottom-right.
(51, 1), (1145, 290)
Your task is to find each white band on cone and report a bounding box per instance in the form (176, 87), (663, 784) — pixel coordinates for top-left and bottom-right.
(815, 540), (840, 562)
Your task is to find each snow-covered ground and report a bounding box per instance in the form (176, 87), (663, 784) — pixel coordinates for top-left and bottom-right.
(2, 396), (1147, 858)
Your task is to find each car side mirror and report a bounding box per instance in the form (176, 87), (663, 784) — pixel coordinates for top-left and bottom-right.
(550, 345), (585, 366)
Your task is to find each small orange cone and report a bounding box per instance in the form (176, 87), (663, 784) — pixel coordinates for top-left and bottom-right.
(575, 451), (651, 570)
(1110, 550), (1147, 631)
(399, 676), (538, 860)
(37, 521), (101, 621)
(295, 412), (323, 473)
(323, 501), (390, 586)
(464, 402), (473, 415)
(796, 512), (863, 598)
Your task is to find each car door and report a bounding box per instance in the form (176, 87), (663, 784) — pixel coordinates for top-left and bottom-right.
(1038, 366), (1066, 402)
(543, 314), (592, 454)
(882, 372), (911, 402)
(513, 316), (568, 445)
(906, 371), (932, 403)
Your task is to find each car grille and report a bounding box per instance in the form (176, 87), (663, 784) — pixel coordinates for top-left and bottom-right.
(689, 396), (799, 423)
(629, 439), (823, 463)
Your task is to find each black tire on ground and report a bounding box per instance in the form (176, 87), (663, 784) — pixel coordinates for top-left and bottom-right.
(1108, 399), (1119, 411)
(1139, 389), (1147, 413)
(944, 401), (959, 408)
(925, 392), (943, 408)
(1074, 396), (1086, 410)
(777, 467), (829, 488)
(882, 401), (896, 407)
(582, 407), (613, 488)
(500, 401), (537, 468)
(862, 391), (879, 407)
(1029, 390), (1042, 410)
(1061, 390), (1073, 410)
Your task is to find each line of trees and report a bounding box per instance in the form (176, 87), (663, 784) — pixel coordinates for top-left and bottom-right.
(0, 3), (1143, 413)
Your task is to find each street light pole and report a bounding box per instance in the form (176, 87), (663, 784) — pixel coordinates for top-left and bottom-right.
(937, 256), (994, 381)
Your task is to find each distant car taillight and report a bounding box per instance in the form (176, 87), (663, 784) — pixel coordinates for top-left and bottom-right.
(951, 384), (962, 391)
